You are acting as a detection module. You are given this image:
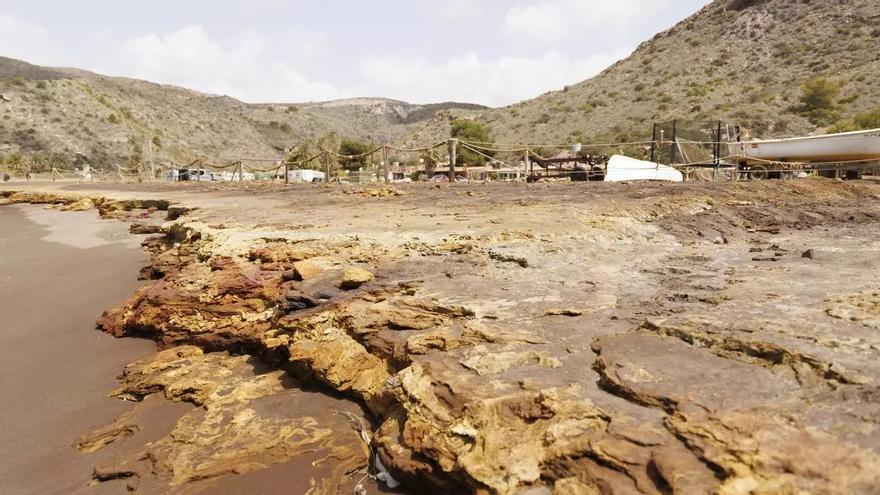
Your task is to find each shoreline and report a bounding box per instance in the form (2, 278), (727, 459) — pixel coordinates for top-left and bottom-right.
(0, 204), (165, 494)
(2, 179), (880, 493)
(0, 200), (396, 494)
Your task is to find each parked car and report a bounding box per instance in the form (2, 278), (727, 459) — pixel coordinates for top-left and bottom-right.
(429, 174), (449, 183)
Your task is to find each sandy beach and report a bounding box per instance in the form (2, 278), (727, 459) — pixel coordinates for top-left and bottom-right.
(0, 205), (181, 494)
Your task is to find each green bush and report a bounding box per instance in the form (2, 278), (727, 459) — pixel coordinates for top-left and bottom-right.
(534, 113), (551, 125)
(451, 119), (494, 166)
(829, 108), (880, 133)
(797, 78), (842, 125)
(338, 138), (374, 170)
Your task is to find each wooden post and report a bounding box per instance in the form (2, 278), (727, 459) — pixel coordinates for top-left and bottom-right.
(284, 161), (289, 184)
(323, 151), (331, 183)
(148, 137), (155, 181)
(382, 146), (389, 183)
(238, 161), (244, 183)
(650, 124), (658, 163)
(523, 150), (530, 181)
(448, 139), (457, 182)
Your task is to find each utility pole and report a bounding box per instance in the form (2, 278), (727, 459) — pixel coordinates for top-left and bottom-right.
(448, 139), (457, 182)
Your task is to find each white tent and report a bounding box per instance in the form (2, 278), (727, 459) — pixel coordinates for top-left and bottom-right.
(604, 155), (683, 183)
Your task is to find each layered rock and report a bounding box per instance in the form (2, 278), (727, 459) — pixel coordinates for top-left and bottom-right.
(6, 179), (880, 494)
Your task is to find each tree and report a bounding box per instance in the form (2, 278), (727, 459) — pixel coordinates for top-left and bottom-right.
(128, 137), (144, 169)
(285, 141), (319, 170)
(450, 119), (495, 166)
(420, 148), (440, 178)
(318, 132), (342, 179)
(797, 78), (842, 125)
(338, 138), (375, 171)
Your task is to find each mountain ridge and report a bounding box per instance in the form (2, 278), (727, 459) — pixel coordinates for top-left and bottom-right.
(3, 0), (879, 168)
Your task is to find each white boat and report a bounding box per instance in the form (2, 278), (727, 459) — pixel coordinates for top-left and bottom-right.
(604, 155), (683, 183)
(729, 128), (880, 163)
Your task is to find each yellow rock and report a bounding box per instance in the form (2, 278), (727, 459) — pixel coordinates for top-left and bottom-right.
(340, 268), (374, 290)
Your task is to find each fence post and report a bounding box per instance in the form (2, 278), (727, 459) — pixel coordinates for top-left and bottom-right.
(284, 161), (289, 184)
(650, 124), (658, 163)
(448, 139), (457, 182)
(238, 161), (243, 183)
(382, 146), (389, 183)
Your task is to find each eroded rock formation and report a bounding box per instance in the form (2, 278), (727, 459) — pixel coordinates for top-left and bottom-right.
(5, 179), (880, 494)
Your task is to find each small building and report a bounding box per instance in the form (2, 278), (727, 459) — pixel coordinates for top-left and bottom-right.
(287, 169), (326, 183)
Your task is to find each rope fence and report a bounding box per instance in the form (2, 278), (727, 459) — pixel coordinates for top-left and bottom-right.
(9, 136), (880, 185)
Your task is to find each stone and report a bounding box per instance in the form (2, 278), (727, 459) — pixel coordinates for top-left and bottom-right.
(130, 223), (163, 235)
(340, 268), (374, 290)
(85, 347), (372, 493)
(802, 249), (815, 259)
(60, 197), (96, 211)
(40, 179), (880, 494)
(291, 259), (322, 281)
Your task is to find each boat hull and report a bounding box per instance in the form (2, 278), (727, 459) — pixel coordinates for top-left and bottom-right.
(729, 128), (880, 163)
(605, 155), (683, 182)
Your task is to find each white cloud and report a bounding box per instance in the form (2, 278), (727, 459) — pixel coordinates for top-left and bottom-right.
(438, 0), (483, 20)
(103, 25), (353, 103)
(504, 0), (670, 43)
(360, 50), (627, 106)
(0, 13), (59, 65)
(0, 8), (654, 107)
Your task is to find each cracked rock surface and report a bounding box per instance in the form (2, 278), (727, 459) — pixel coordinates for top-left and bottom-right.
(5, 178), (880, 494)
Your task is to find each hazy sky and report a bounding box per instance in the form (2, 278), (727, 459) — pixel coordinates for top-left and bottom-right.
(0, 0), (711, 106)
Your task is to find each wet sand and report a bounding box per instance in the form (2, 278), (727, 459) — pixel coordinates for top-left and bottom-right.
(0, 205), (178, 494)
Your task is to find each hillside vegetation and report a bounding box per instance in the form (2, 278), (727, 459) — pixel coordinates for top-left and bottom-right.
(473, 0), (880, 148)
(2, 0), (879, 168)
(0, 57), (483, 169)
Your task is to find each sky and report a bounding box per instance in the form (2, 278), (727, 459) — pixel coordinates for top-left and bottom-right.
(0, 0), (711, 107)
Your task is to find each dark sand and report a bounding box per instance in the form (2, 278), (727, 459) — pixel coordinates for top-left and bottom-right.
(0, 205), (399, 495)
(0, 205), (187, 494)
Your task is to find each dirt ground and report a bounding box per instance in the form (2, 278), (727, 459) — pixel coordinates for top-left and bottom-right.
(3, 177), (880, 494)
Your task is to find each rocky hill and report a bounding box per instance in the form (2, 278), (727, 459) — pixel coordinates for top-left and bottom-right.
(0, 57), (484, 168)
(476, 0), (880, 148)
(2, 0), (879, 167)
